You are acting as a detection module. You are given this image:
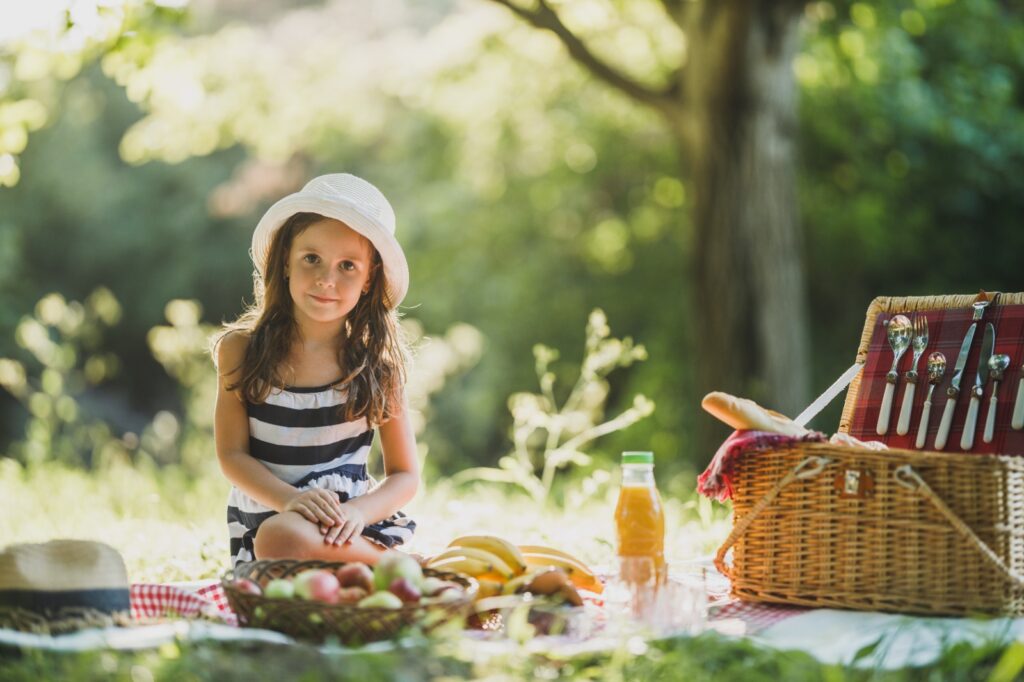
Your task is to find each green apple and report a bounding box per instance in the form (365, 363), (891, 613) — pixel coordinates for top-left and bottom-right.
(264, 578), (295, 599)
(373, 551), (424, 592)
(357, 591), (403, 609)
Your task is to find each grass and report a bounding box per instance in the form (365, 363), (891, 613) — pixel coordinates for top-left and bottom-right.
(1, 459), (1022, 680)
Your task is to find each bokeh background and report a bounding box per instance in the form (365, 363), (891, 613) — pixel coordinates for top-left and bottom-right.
(2, 0), (1024, 568)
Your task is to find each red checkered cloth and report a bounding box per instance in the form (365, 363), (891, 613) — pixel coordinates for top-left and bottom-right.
(708, 600), (807, 635)
(697, 430), (828, 501)
(130, 582), (237, 626)
(848, 303), (1024, 454)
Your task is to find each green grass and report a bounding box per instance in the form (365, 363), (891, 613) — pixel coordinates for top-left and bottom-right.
(2, 460), (1022, 680)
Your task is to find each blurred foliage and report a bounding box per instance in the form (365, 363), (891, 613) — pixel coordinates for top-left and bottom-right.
(1, 0), (1023, 481)
(455, 309), (653, 504)
(0, 0), (187, 185)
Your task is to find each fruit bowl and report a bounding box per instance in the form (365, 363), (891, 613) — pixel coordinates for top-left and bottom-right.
(222, 558), (478, 644)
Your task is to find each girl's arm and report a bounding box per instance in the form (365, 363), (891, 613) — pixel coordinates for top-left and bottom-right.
(214, 331), (344, 527)
(325, 393), (420, 545)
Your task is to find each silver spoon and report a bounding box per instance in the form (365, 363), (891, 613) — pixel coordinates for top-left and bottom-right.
(877, 315), (912, 435)
(915, 351), (946, 449)
(983, 354), (1011, 444)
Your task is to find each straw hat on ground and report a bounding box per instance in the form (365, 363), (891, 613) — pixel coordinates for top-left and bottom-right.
(0, 540), (132, 633)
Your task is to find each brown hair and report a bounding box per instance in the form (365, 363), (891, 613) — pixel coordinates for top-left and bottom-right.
(214, 212), (408, 426)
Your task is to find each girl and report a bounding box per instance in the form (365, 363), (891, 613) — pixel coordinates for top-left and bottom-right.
(213, 173), (418, 568)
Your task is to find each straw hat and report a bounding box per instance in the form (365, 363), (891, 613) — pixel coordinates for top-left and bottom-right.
(250, 173), (409, 309)
(0, 540), (132, 633)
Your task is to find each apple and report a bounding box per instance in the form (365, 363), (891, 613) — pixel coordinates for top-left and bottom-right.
(264, 578), (295, 599)
(234, 578), (262, 596)
(422, 588), (464, 605)
(335, 563), (375, 592)
(357, 591), (404, 609)
(373, 551), (423, 592)
(419, 577), (453, 597)
(388, 577), (421, 603)
(336, 587), (369, 604)
(294, 569), (341, 604)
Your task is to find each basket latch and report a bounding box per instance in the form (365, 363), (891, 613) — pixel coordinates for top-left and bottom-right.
(834, 468), (875, 499)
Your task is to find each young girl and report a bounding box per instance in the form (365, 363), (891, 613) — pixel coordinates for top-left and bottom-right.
(213, 173), (418, 568)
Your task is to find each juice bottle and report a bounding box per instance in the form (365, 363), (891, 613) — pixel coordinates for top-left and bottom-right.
(614, 451), (666, 584)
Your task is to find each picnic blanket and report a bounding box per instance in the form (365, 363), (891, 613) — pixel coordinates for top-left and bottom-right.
(3, 571), (1023, 669)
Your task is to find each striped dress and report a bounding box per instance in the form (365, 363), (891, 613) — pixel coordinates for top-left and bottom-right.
(226, 380), (416, 567)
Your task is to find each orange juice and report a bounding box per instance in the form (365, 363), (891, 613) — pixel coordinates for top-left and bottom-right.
(614, 451), (665, 583)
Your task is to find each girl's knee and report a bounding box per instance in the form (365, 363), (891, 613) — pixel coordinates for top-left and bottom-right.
(253, 513), (313, 560)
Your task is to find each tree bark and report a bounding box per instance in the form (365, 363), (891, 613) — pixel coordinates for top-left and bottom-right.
(489, 0), (812, 462)
(684, 1), (811, 457)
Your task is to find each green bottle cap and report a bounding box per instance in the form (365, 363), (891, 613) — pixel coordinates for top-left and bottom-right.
(621, 451), (654, 465)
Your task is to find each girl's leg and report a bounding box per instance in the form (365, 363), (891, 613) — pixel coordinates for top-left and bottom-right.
(253, 511), (387, 564)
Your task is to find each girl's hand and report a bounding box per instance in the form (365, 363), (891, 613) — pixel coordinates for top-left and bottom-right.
(322, 503), (366, 546)
(283, 488), (344, 528)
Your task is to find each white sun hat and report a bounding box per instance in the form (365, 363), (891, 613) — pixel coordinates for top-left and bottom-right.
(250, 173), (409, 308)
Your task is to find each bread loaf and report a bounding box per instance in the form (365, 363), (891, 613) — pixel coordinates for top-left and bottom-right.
(701, 391), (809, 437)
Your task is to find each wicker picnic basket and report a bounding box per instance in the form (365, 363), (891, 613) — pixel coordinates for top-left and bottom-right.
(714, 292), (1024, 616)
(223, 559), (477, 644)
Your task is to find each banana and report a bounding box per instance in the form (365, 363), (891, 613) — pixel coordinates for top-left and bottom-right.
(448, 535), (527, 575)
(475, 576), (505, 600)
(427, 547), (519, 579)
(426, 547), (516, 579)
(521, 552), (603, 594)
(426, 556), (492, 578)
(517, 544), (589, 568)
(501, 570), (542, 595)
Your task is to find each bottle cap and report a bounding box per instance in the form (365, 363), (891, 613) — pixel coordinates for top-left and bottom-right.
(621, 451), (654, 465)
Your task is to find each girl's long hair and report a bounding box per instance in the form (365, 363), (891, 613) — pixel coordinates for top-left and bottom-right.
(213, 212), (408, 427)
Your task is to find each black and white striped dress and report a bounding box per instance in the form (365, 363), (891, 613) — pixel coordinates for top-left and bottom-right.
(226, 380), (416, 567)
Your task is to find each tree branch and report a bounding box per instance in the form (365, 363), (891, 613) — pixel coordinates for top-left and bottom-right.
(489, 0), (683, 116)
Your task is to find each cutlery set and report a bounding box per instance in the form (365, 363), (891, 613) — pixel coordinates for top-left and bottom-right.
(875, 298), (1023, 450)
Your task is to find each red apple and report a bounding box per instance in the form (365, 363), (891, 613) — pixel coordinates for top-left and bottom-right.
(388, 577), (422, 603)
(294, 569), (341, 604)
(335, 563), (375, 592)
(234, 578), (262, 596)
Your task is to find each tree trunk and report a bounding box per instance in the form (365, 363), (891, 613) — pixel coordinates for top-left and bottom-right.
(683, 2), (811, 459)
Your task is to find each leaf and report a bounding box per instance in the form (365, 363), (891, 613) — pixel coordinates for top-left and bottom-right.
(851, 635), (885, 662)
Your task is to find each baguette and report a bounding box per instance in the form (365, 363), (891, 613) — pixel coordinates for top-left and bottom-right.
(701, 391), (809, 437)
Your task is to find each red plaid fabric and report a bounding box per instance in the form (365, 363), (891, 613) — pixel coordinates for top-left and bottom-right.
(708, 600), (807, 635)
(697, 430), (828, 501)
(847, 303), (1024, 454)
(130, 582), (237, 626)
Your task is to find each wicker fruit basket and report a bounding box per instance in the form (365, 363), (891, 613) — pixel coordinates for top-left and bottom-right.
(222, 559), (477, 644)
(715, 292), (1024, 616)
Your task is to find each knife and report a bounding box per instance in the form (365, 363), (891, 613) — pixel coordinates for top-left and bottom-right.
(935, 298), (990, 449)
(960, 322), (995, 450)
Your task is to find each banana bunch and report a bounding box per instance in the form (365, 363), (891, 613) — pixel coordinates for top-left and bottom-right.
(424, 535), (603, 601)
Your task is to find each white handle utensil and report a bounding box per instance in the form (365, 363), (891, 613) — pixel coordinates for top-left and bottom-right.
(877, 383), (897, 436)
(897, 382), (915, 436)
(935, 395), (957, 450)
(982, 354), (1011, 444)
(915, 352), (946, 449)
(916, 392), (933, 449)
(1013, 377), (1024, 430)
(877, 315), (912, 436)
(961, 392), (981, 450)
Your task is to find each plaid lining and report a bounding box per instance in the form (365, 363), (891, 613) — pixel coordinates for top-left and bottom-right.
(130, 583), (236, 626)
(847, 303), (1024, 454)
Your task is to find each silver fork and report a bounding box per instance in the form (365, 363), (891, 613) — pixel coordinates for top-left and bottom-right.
(897, 315), (929, 435)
